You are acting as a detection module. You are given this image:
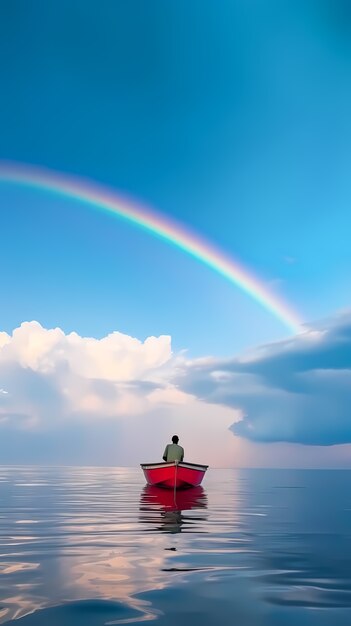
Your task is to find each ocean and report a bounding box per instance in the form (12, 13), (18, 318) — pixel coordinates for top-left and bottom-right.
(0, 466), (350, 625)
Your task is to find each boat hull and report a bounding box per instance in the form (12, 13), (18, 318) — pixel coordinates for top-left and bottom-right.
(140, 461), (208, 489)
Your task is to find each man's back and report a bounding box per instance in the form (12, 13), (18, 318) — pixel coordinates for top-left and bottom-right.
(163, 443), (184, 462)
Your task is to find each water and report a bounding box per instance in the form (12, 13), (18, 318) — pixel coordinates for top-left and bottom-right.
(1, 467), (351, 625)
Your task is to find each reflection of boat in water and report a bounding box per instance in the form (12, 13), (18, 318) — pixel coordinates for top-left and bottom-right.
(140, 461), (208, 489)
(139, 485), (207, 533)
(142, 484), (207, 511)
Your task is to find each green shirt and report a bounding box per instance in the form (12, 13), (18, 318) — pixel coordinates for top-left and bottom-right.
(163, 443), (184, 462)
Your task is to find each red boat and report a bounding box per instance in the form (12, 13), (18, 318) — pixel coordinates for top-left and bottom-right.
(140, 461), (208, 489)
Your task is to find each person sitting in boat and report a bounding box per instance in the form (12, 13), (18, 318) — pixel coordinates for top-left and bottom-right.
(163, 435), (184, 463)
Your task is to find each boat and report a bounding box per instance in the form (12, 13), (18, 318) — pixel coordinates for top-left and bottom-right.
(140, 461), (208, 489)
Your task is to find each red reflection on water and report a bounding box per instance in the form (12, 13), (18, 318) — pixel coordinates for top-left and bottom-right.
(139, 485), (208, 534)
(141, 485), (207, 512)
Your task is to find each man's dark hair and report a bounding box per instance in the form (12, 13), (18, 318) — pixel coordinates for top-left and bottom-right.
(172, 435), (179, 444)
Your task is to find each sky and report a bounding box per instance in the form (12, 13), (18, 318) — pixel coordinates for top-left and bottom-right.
(0, 0), (351, 467)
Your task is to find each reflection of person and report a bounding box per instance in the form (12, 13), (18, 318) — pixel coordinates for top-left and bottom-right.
(139, 485), (207, 534)
(163, 435), (184, 462)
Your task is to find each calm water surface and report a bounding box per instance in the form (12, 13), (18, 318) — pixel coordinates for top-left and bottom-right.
(1, 467), (351, 625)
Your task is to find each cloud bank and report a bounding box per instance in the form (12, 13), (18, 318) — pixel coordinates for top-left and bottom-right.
(1, 313), (351, 466)
(0, 321), (239, 466)
(176, 312), (351, 446)
(0, 321), (190, 432)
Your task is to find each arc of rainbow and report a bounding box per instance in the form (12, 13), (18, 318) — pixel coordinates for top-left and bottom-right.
(0, 161), (303, 334)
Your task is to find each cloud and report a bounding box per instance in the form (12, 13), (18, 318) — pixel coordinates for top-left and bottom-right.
(176, 311), (351, 446)
(0, 321), (172, 380)
(0, 321), (190, 430)
(0, 321), (242, 466)
(2, 315), (351, 466)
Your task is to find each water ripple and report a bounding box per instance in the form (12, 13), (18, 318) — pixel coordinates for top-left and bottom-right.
(0, 467), (351, 625)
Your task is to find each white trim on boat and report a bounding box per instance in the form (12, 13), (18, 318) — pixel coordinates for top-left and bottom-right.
(140, 462), (208, 471)
(141, 463), (170, 470)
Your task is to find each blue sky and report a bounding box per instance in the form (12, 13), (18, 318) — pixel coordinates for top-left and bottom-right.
(1, 1), (351, 465)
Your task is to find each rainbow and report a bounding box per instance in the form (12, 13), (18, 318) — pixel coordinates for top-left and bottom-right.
(0, 161), (303, 333)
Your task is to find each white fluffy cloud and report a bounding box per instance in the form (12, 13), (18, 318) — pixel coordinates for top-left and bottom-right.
(0, 321), (242, 467)
(0, 321), (172, 380)
(0, 321), (191, 428)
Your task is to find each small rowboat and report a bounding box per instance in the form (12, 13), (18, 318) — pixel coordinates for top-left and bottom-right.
(140, 461), (208, 489)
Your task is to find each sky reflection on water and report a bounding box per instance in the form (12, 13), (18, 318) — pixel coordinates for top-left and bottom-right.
(1, 466), (351, 625)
